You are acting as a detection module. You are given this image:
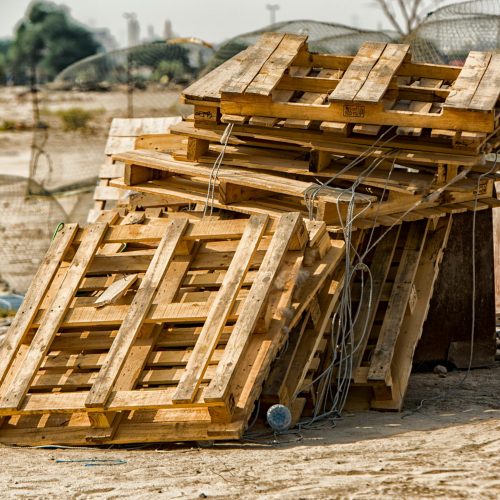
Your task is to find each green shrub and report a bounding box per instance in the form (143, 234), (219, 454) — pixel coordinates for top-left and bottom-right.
(0, 120), (17, 131)
(57, 107), (94, 131)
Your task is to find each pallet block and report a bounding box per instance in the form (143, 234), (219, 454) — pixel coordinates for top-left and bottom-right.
(0, 210), (346, 445)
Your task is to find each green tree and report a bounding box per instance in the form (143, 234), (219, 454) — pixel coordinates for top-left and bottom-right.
(0, 40), (11, 84)
(8, 1), (101, 84)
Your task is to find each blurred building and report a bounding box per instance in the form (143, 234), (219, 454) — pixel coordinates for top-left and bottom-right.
(125, 13), (140, 47)
(164, 20), (173, 40)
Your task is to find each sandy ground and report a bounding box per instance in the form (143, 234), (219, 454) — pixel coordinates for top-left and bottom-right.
(0, 363), (497, 499)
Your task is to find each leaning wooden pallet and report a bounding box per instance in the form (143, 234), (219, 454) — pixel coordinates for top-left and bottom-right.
(345, 216), (452, 410)
(0, 210), (344, 445)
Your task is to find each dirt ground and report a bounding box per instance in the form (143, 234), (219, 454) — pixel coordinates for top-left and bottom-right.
(0, 363), (497, 499)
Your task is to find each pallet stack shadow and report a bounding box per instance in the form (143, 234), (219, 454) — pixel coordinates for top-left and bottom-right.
(0, 33), (498, 445)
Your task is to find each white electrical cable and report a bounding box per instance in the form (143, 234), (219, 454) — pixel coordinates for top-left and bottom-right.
(203, 122), (234, 216)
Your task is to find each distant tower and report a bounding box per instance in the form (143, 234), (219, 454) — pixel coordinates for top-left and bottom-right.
(147, 24), (156, 41)
(124, 13), (140, 47)
(266, 4), (280, 26)
(164, 19), (173, 40)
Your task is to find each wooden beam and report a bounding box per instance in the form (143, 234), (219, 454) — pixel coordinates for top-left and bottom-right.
(372, 216), (452, 410)
(368, 220), (429, 384)
(203, 212), (302, 403)
(0, 223), (78, 386)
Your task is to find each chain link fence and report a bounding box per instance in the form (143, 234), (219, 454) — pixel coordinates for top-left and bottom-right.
(408, 0), (500, 64)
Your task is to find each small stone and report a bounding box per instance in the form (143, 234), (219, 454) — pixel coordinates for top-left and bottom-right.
(433, 364), (448, 377)
(199, 494), (207, 498)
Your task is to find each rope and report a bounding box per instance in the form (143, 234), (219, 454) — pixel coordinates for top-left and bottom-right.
(304, 126), (398, 220)
(203, 123), (234, 216)
(55, 458), (126, 466)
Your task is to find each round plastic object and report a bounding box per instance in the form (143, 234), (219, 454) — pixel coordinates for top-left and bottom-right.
(266, 404), (292, 432)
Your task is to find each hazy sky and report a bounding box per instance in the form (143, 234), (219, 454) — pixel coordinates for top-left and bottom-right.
(0, 0), (458, 46)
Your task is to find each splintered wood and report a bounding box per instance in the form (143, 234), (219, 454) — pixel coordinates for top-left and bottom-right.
(0, 211), (344, 445)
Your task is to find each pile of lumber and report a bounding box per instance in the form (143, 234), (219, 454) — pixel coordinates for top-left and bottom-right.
(0, 33), (498, 445)
(110, 33), (500, 228)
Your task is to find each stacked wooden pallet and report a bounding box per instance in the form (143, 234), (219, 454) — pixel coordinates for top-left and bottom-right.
(1, 33), (498, 445)
(108, 35), (500, 228)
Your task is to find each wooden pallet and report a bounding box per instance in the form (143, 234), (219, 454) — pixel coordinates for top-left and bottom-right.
(106, 140), (499, 229)
(88, 117), (182, 222)
(0, 210), (346, 445)
(110, 147), (378, 225)
(184, 33), (500, 138)
(345, 216), (452, 410)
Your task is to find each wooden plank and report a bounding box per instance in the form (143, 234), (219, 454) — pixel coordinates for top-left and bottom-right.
(108, 117), (181, 137)
(355, 44), (410, 103)
(220, 96), (496, 133)
(172, 215), (268, 404)
(114, 149), (362, 205)
(244, 34), (307, 96)
(0, 223), (108, 411)
(83, 218), (268, 245)
(444, 51), (492, 109)
(368, 221), (429, 383)
(31, 364), (219, 391)
(372, 216), (452, 410)
(0, 388), (222, 416)
(99, 163), (125, 179)
(94, 274), (138, 307)
(41, 347), (225, 371)
(93, 185), (122, 202)
(85, 219), (189, 408)
(203, 213), (303, 403)
(104, 136), (137, 156)
(468, 53), (500, 111)
(328, 42), (387, 102)
(221, 32), (285, 94)
(231, 251), (304, 419)
(0, 223), (78, 386)
(183, 35), (287, 102)
(351, 226), (401, 371)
